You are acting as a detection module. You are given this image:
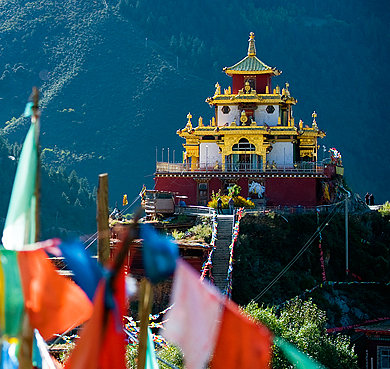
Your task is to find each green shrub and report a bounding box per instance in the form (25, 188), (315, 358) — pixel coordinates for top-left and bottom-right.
(245, 299), (359, 369)
(125, 343), (184, 369)
(171, 229), (185, 240)
(379, 201), (390, 216)
(188, 223), (212, 242)
(208, 195), (254, 209)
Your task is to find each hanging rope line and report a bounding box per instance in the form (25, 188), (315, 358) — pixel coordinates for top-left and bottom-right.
(82, 193), (141, 250)
(200, 212), (218, 282)
(225, 208), (244, 298)
(251, 200), (346, 303)
(56, 194), (141, 272)
(121, 194), (141, 215)
(317, 208), (327, 282)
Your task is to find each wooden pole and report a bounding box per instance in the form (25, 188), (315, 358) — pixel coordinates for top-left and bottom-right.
(137, 278), (153, 369)
(32, 87), (41, 245)
(19, 87), (40, 369)
(97, 173), (110, 266)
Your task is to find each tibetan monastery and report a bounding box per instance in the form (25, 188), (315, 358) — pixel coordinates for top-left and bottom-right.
(154, 33), (343, 207)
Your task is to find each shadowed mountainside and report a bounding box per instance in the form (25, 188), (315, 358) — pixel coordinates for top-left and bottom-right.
(1, 0), (389, 207)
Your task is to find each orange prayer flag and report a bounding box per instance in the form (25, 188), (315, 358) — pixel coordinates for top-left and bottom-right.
(210, 299), (273, 369)
(18, 249), (93, 340)
(65, 268), (126, 369)
(64, 281), (105, 369)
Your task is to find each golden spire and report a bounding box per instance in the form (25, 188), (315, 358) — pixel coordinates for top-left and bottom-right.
(186, 112), (193, 130)
(247, 32), (256, 57)
(312, 111), (318, 128)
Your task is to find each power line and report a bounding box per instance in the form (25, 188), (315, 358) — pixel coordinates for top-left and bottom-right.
(251, 200), (345, 303)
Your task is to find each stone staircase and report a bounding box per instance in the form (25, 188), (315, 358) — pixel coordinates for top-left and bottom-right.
(212, 215), (234, 292)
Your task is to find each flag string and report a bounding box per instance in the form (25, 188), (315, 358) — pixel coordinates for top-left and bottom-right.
(225, 208), (244, 298)
(200, 212), (218, 282)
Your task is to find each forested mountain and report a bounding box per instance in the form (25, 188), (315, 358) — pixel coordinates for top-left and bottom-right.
(1, 0), (389, 209)
(0, 134), (96, 239)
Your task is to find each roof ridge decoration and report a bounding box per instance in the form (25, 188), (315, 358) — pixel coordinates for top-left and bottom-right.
(223, 32), (281, 76)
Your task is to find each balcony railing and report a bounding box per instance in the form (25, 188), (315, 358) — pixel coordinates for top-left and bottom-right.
(156, 161), (325, 174)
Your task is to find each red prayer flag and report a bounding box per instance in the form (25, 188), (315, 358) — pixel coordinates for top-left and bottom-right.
(18, 249), (93, 340)
(65, 268), (126, 369)
(210, 299), (273, 369)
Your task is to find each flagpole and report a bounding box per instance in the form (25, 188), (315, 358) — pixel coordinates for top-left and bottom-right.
(97, 173), (110, 266)
(32, 87), (41, 243)
(19, 87), (40, 369)
(137, 278), (153, 369)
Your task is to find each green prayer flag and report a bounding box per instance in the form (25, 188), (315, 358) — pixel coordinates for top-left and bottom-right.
(146, 327), (159, 369)
(0, 249), (24, 337)
(2, 122), (38, 251)
(274, 336), (326, 369)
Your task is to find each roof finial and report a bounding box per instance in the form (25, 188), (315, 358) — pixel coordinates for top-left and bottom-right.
(248, 32), (256, 57)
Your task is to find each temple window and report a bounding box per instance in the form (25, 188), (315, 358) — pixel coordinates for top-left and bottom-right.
(221, 106), (231, 114)
(378, 347), (390, 369)
(232, 138), (255, 151)
(266, 105), (275, 114)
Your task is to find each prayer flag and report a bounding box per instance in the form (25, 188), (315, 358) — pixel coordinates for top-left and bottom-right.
(141, 224), (178, 284)
(1, 339), (19, 369)
(58, 240), (103, 302)
(146, 327), (159, 369)
(123, 194), (128, 206)
(210, 299), (273, 369)
(139, 185), (146, 197)
(65, 268), (126, 369)
(2, 122), (38, 251)
(33, 329), (63, 369)
(161, 259), (223, 369)
(18, 248), (93, 340)
(274, 336), (325, 369)
(0, 249), (24, 337)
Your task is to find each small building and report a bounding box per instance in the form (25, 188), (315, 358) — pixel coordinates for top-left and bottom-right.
(155, 33), (342, 207)
(353, 319), (390, 369)
(110, 222), (210, 277)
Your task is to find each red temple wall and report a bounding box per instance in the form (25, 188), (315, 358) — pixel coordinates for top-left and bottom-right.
(265, 177), (318, 206)
(232, 75), (245, 94)
(155, 177), (198, 205)
(232, 75), (271, 94)
(155, 176), (319, 207)
(255, 75), (270, 94)
(324, 164), (336, 178)
(237, 178), (249, 198)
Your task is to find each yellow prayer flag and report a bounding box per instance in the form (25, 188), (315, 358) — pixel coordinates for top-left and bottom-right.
(123, 194), (128, 206)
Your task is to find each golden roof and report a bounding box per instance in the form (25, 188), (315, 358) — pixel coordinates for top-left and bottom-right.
(223, 33), (281, 76)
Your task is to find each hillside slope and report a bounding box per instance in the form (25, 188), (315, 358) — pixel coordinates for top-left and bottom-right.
(233, 210), (390, 328)
(0, 134), (96, 240)
(0, 1), (210, 204)
(1, 0), (389, 205)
